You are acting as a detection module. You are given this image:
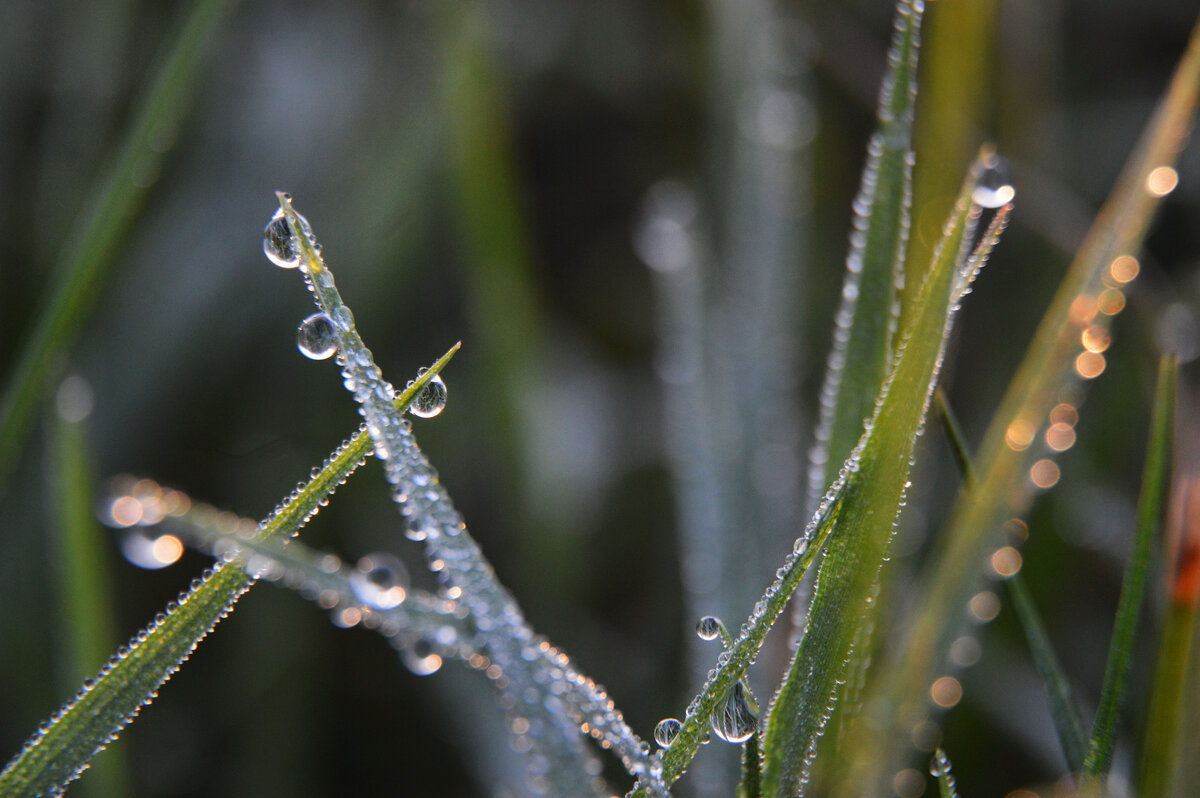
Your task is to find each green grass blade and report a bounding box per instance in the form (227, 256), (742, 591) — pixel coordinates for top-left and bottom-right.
(848, 17), (1200, 791)
(1007, 574), (1089, 771)
(1138, 476), (1200, 798)
(758, 157), (1005, 798)
(809, 0), (921, 501)
(935, 389), (1089, 770)
(1082, 355), (1177, 781)
(0, 0), (236, 493)
(47, 384), (131, 797)
(0, 348), (459, 797)
(739, 730), (763, 798)
(930, 748), (960, 798)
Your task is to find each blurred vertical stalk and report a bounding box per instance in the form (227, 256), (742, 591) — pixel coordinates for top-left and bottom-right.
(902, 0), (996, 330)
(1139, 473), (1200, 798)
(433, 2), (559, 595)
(47, 377), (130, 797)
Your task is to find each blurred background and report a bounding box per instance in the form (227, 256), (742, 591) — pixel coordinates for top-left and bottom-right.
(2, 0), (1199, 796)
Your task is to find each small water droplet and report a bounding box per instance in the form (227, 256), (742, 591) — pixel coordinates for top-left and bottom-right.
(402, 636), (443, 675)
(972, 153), (1015, 208)
(349, 553), (408, 610)
(929, 749), (951, 778)
(710, 681), (759, 744)
(695, 616), (723, 642)
(263, 209), (300, 268)
(297, 312), (337, 360)
(409, 374), (447, 418)
(653, 718), (682, 747)
(404, 517), (432, 542)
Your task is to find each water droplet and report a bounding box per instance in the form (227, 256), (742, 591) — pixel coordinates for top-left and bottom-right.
(929, 749), (951, 778)
(404, 517), (432, 542)
(263, 209), (300, 268)
(297, 312), (337, 360)
(409, 374), (447, 418)
(402, 636), (443, 675)
(972, 153), (1015, 208)
(120, 529), (184, 569)
(710, 681), (759, 744)
(695, 616), (723, 642)
(349, 553), (408, 610)
(653, 718), (682, 747)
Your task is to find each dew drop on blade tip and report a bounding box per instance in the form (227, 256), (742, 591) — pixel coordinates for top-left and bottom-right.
(409, 373), (448, 418)
(972, 153), (1015, 209)
(695, 615), (723, 642)
(297, 312), (337, 360)
(263, 209), (300, 268)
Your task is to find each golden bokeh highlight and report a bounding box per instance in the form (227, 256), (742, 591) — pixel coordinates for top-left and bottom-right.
(109, 495), (143, 527)
(1049, 403), (1079, 427)
(1109, 254), (1140, 283)
(152, 534), (184, 565)
(991, 546), (1023, 577)
(1005, 419), (1037, 451)
(1068, 294), (1099, 325)
(1045, 422), (1076, 452)
(1081, 325), (1111, 353)
(893, 769), (925, 798)
(930, 676), (963, 708)
(1098, 288), (1126, 315)
(1147, 165), (1179, 196)
(969, 590), (1002, 622)
(1075, 351), (1106, 379)
(1003, 517), (1030, 542)
(1030, 458), (1061, 488)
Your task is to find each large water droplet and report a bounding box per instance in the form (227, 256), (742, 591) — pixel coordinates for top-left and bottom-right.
(929, 749), (951, 778)
(263, 209), (300, 268)
(696, 616), (723, 642)
(653, 718), (682, 748)
(710, 681), (759, 744)
(349, 553), (408, 609)
(297, 312), (337, 360)
(409, 373), (447, 418)
(972, 153), (1015, 209)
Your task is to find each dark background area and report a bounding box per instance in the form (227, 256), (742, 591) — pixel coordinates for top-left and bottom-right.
(2, 0), (1200, 796)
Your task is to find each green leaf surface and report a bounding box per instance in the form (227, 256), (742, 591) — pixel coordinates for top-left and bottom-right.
(849, 16), (1200, 791)
(1082, 355), (1176, 781)
(0, 0), (236, 493)
(759, 158), (1004, 797)
(811, 0), (921, 499)
(0, 348), (459, 797)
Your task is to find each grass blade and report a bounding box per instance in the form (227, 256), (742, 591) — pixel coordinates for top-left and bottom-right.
(0, 0), (236, 493)
(0, 348), (459, 797)
(759, 156), (1005, 798)
(1082, 355), (1177, 781)
(47, 382), (131, 797)
(848, 16), (1200, 791)
(930, 748), (960, 798)
(1138, 475), (1200, 797)
(809, 0), (921, 503)
(935, 389), (1089, 770)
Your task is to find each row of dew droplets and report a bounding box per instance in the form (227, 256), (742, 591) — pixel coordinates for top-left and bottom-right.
(655, 616), (760, 751)
(264, 195), (663, 797)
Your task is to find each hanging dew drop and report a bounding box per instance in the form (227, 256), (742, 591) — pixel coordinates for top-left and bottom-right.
(263, 209), (300, 268)
(297, 312), (337, 360)
(409, 373), (448, 418)
(710, 681), (759, 744)
(972, 152), (1015, 209)
(349, 553), (409, 610)
(696, 616), (723, 642)
(653, 718), (682, 747)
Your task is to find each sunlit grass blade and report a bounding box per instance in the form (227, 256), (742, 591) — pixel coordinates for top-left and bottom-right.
(759, 155), (1001, 797)
(0, 0), (236, 493)
(1138, 475), (1200, 797)
(1081, 355), (1176, 784)
(278, 196), (642, 797)
(47, 384), (131, 797)
(930, 748), (959, 798)
(934, 389), (1089, 770)
(809, 0), (921, 504)
(851, 16), (1200, 791)
(0, 348), (459, 797)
